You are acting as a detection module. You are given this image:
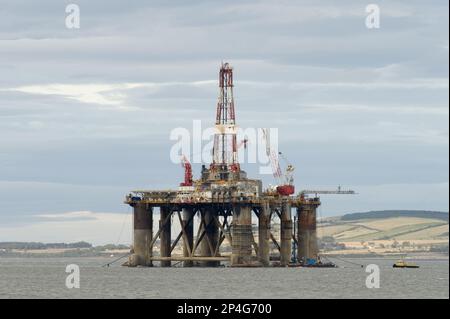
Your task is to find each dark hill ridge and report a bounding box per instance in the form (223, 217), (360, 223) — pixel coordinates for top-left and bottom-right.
(341, 210), (449, 222)
(0, 241), (92, 250)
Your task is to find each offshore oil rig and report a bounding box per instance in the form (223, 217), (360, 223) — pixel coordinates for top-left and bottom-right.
(124, 63), (353, 267)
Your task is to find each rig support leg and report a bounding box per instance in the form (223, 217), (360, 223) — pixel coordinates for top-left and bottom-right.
(231, 205), (253, 266)
(280, 200), (292, 266)
(258, 202), (270, 266)
(130, 203), (153, 267)
(297, 205), (318, 263)
(182, 208), (194, 267)
(160, 206), (171, 267)
(199, 208), (219, 267)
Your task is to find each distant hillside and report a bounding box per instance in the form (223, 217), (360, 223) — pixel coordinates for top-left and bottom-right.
(0, 242), (131, 251)
(341, 210), (449, 222)
(0, 242), (132, 257)
(319, 210), (449, 242)
(0, 241), (92, 250)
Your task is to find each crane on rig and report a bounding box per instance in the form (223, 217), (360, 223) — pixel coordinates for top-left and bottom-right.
(180, 155), (193, 187)
(262, 129), (295, 195)
(299, 186), (356, 198)
(276, 151), (295, 195)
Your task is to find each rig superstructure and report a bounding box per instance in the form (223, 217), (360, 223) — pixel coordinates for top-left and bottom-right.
(124, 63), (353, 267)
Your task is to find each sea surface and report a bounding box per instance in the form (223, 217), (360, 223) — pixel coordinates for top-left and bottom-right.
(0, 257), (448, 299)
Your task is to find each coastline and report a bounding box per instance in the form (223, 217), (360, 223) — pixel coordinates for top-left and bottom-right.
(1, 248), (447, 260)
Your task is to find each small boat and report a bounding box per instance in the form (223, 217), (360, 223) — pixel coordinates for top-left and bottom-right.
(393, 260), (419, 268)
(298, 257), (337, 268)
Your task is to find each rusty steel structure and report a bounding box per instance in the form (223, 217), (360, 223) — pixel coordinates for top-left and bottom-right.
(124, 63), (332, 267)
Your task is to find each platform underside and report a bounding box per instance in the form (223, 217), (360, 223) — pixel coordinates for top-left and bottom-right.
(124, 190), (320, 268)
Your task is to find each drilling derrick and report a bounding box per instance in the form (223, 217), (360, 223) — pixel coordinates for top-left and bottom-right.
(212, 62), (239, 175)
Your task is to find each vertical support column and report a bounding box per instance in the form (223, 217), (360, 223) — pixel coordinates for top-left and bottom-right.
(182, 208), (194, 267)
(280, 200), (292, 266)
(309, 206), (318, 260)
(297, 207), (305, 263)
(130, 202), (153, 267)
(199, 208), (219, 267)
(258, 202), (270, 266)
(199, 209), (208, 266)
(231, 205), (253, 266)
(297, 205), (318, 263)
(159, 206), (171, 267)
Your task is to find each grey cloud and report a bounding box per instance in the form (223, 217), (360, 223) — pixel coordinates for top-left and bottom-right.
(0, 1), (448, 240)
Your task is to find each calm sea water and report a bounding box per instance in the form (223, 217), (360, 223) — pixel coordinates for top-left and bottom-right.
(0, 257), (448, 299)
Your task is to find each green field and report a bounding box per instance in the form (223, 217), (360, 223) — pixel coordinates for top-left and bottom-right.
(319, 210), (449, 242)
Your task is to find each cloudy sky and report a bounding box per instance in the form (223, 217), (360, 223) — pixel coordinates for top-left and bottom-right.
(0, 0), (448, 244)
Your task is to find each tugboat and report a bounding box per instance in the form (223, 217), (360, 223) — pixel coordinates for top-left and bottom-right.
(393, 259), (419, 268)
